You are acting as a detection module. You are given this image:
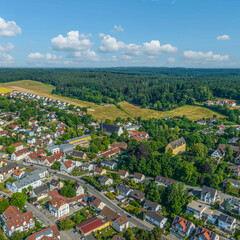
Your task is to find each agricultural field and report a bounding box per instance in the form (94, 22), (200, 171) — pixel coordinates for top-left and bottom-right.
(0, 80), (226, 121)
(0, 87), (12, 94)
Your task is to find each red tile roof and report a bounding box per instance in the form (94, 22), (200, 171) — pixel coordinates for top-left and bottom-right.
(76, 217), (104, 234)
(12, 169), (23, 176)
(13, 148), (30, 157)
(3, 205), (22, 219)
(100, 147), (121, 157)
(63, 160), (73, 169)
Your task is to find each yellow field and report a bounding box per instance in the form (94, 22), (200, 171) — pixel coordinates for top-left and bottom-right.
(0, 87), (12, 94)
(0, 80), (226, 121)
(0, 80), (96, 107)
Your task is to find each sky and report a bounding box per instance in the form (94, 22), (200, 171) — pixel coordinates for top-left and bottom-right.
(0, 0), (239, 68)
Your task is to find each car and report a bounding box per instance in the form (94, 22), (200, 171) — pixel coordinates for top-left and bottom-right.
(30, 164), (34, 167)
(127, 215), (132, 218)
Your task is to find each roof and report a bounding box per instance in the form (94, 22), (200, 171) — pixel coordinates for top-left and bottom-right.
(111, 236), (126, 240)
(115, 214), (128, 226)
(224, 178), (240, 186)
(172, 215), (193, 234)
(133, 172), (144, 179)
(72, 150), (86, 158)
(49, 197), (67, 209)
(218, 213), (235, 224)
(101, 206), (119, 221)
(12, 169), (23, 176)
(94, 167), (104, 174)
(12, 142), (23, 147)
(155, 175), (176, 186)
(32, 184), (49, 196)
(146, 210), (165, 223)
(116, 184), (131, 194)
(63, 159), (74, 169)
(187, 200), (208, 212)
(3, 205), (22, 219)
(66, 134), (91, 143)
(130, 189), (145, 200)
(102, 123), (121, 134)
(26, 224), (60, 240)
(0, 162), (17, 174)
(169, 137), (186, 149)
(112, 142), (128, 149)
(201, 186), (217, 198)
(118, 170), (128, 177)
(99, 175), (112, 184)
(50, 179), (60, 187)
(194, 226), (218, 240)
(144, 200), (159, 209)
(76, 217), (104, 234)
(13, 148), (30, 157)
(100, 147), (121, 157)
(91, 197), (102, 208)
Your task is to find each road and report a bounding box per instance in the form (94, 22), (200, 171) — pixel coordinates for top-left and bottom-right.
(15, 161), (154, 231)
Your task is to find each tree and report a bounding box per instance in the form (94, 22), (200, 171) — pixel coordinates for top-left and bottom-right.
(191, 143), (208, 158)
(11, 231), (24, 240)
(60, 186), (76, 198)
(59, 218), (74, 230)
(202, 162), (212, 174)
(124, 228), (135, 240)
(51, 161), (61, 170)
(6, 145), (16, 154)
(10, 192), (27, 210)
(0, 197), (9, 213)
(224, 199), (232, 212)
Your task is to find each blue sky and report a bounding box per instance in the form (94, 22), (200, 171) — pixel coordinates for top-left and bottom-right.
(0, 0), (239, 67)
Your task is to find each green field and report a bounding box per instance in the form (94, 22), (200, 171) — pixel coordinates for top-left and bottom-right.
(0, 80), (226, 121)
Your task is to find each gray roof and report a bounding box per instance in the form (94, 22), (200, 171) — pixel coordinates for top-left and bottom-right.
(169, 137), (186, 149)
(146, 210), (165, 223)
(116, 184), (131, 194)
(144, 200), (159, 209)
(201, 185), (217, 198)
(219, 213), (235, 224)
(32, 184), (48, 196)
(102, 123), (121, 134)
(99, 175), (111, 184)
(60, 143), (73, 149)
(0, 163), (17, 174)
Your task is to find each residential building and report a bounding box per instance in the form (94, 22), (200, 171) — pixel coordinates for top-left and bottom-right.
(11, 148), (30, 161)
(228, 165), (240, 177)
(48, 197), (69, 218)
(115, 184), (132, 197)
(0, 163), (18, 181)
(99, 176), (113, 186)
(98, 148), (121, 158)
(71, 150), (87, 160)
(218, 213), (236, 233)
(101, 160), (117, 169)
(165, 137), (186, 155)
(171, 215), (196, 240)
(101, 206), (119, 221)
(144, 200), (161, 212)
(73, 183), (84, 196)
(31, 184), (49, 201)
(113, 215), (129, 232)
(11, 169), (24, 180)
(25, 224), (60, 240)
(155, 175), (176, 188)
(49, 179), (64, 190)
(117, 170), (129, 179)
(130, 131), (149, 142)
(145, 210), (167, 227)
(223, 178), (240, 188)
(101, 123), (124, 136)
(194, 226), (219, 240)
(12, 142), (24, 151)
(81, 163), (94, 171)
(90, 197), (106, 211)
(60, 159), (75, 173)
(92, 167), (107, 176)
(130, 189), (145, 202)
(186, 200), (210, 220)
(200, 186), (220, 205)
(46, 145), (61, 155)
(59, 143), (74, 155)
(132, 172), (145, 183)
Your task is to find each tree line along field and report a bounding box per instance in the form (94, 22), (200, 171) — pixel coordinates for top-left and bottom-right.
(0, 80), (226, 121)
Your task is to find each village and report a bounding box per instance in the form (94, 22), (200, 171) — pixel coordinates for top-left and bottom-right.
(0, 90), (240, 240)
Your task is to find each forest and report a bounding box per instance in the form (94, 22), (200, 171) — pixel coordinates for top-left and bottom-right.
(0, 68), (240, 108)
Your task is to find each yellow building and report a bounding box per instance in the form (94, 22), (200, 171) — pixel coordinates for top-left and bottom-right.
(66, 134), (91, 147)
(165, 137), (186, 155)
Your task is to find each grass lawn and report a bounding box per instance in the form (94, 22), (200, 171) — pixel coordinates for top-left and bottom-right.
(24, 169), (33, 173)
(124, 204), (136, 211)
(95, 227), (117, 239)
(39, 197), (52, 203)
(105, 192), (117, 200)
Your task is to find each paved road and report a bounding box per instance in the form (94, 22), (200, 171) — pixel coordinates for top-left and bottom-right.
(15, 161), (154, 231)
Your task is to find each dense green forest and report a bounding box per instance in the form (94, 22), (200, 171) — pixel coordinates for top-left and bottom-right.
(0, 68), (240, 107)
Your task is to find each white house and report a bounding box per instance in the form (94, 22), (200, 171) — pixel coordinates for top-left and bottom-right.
(73, 183), (84, 196)
(144, 200), (161, 212)
(48, 198), (69, 218)
(145, 210), (167, 228)
(113, 215), (129, 232)
(60, 160), (75, 173)
(132, 172), (145, 183)
(11, 148), (30, 161)
(200, 186), (220, 205)
(194, 226), (219, 240)
(218, 214), (236, 233)
(27, 138), (36, 145)
(99, 176), (113, 186)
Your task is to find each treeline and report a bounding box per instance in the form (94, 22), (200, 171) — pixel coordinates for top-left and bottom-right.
(1, 68), (240, 107)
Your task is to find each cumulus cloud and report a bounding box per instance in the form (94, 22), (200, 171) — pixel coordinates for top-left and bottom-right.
(27, 52), (62, 65)
(167, 57), (176, 64)
(113, 25), (124, 32)
(0, 17), (22, 37)
(183, 50), (229, 64)
(125, 40), (177, 56)
(68, 49), (100, 62)
(216, 35), (230, 40)
(79, 33), (92, 38)
(51, 31), (92, 51)
(99, 35), (125, 52)
(0, 43), (14, 65)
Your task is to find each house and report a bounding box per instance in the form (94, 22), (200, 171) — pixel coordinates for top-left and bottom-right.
(101, 123), (124, 136)
(90, 197), (106, 211)
(118, 170), (129, 179)
(228, 137), (239, 146)
(71, 150), (87, 160)
(0, 159), (7, 167)
(113, 214), (129, 232)
(186, 200), (210, 220)
(155, 175), (176, 188)
(200, 186), (220, 205)
(49, 179), (64, 191)
(223, 178), (240, 188)
(11, 148), (30, 161)
(211, 147), (225, 159)
(11, 169), (24, 180)
(0, 163), (18, 181)
(112, 142), (128, 150)
(76, 217), (108, 236)
(144, 200), (161, 212)
(194, 226), (219, 240)
(48, 197), (69, 218)
(171, 215), (196, 240)
(99, 176), (113, 186)
(130, 189), (145, 202)
(66, 134), (91, 147)
(101, 160), (117, 169)
(93, 167), (107, 176)
(12, 142), (24, 151)
(101, 206), (119, 221)
(227, 198), (240, 216)
(25, 224), (60, 240)
(196, 120), (207, 125)
(60, 159), (75, 173)
(116, 184), (132, 197)
(218, 213), (236, 233)
(165, 137), (186, 155)
(205, 100), (214, 105)
(0, 130), (8, 137)
(6, 167), (48, 193)
(1, 206), (35, 237)
(132, 172), (145, 183)
(145, 210), (167, 227)
(228, 165), (240, 177)
(27, 137), (36, 145)
(59, 143), (74, 155)
(81, 163), (94, 171)
(31, 184), (49, 201)
(130, 131), (149, 142)
(73, 183), (84, 196)
(98, 148), (121, 158)
(46, 145), (61, 155)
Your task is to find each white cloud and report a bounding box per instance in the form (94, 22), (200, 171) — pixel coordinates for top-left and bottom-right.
(68, 49), (100, 62)
(27, 52), (62, 64)
(216, 34), (230, 40)
(183, 50), (229, 64)
(79, 33), (92, 38)
(0, 43), (14, 65)
(51, 31), (92, 51)
(113, 25), (124, 32)
(125, 40), (177, 56)
(167, 57), (176, 64)
(99, 35), (125, 52)
(0, 17), (22, 37)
